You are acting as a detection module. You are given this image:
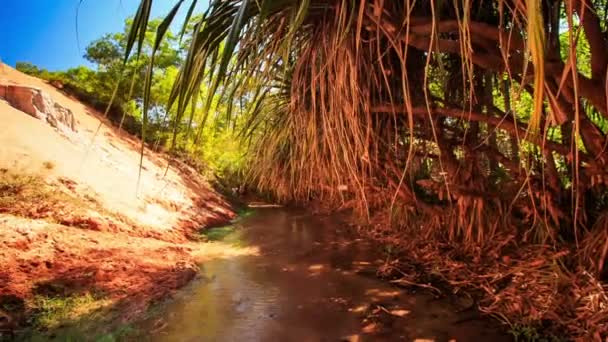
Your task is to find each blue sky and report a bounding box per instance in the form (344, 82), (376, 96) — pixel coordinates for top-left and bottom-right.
(0, 1), (187, 71)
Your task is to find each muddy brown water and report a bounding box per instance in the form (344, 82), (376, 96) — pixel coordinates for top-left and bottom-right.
(139, 208), (510, 341)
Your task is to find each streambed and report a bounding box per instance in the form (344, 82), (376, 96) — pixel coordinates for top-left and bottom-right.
(138, 208), (509, 341)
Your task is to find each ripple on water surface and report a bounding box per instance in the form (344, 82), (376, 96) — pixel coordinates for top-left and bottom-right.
(140, 209), (510, 342)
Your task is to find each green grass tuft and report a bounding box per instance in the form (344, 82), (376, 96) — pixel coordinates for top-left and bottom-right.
(508, 324), (568, 342)
(11, 293), (139, 342)
(201, 226), (237, 241)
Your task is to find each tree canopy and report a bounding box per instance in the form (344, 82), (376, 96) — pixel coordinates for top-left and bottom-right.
(128, 0), (608, 254)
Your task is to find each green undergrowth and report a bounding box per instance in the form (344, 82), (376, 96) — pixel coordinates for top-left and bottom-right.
(201, 226), (237, 242)
(32, 293), (109, 331)
(199, 224), (246, 246)
(198, 207), (256, 245)
(235, 207), (256, 220)
(508, 324), (568, 342)
(7, 292), (139, 342)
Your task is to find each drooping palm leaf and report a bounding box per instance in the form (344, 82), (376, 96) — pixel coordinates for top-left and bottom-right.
(126, 0), (608, 251)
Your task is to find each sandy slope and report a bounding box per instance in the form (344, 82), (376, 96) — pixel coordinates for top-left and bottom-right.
(0, 63), (233, 237)
(0, 63), (236, 335)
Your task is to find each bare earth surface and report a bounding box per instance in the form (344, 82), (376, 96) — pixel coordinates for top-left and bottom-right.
(0, 63), (233, 234)
(0, 63), (235, 336)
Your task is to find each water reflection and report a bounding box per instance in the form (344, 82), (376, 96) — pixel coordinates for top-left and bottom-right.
(140, 209), (509, 342)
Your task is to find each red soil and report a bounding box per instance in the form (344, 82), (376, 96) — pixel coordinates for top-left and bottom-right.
(0, 63), (237, 333)
(0, 215), (198, 319)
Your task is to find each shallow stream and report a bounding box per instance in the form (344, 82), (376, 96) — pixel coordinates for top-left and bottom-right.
(139, 208), (509, 341)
